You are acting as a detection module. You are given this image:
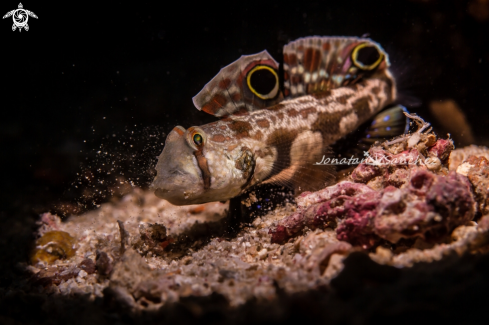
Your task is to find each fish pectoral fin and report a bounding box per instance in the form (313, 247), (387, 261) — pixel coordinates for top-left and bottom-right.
(263, 130), (336, 193)
(262, 154), (336, 194)
(292, 163), (337, 195)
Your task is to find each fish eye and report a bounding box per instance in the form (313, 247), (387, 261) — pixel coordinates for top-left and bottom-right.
(186, 127), (206, 150)
(246, 65), (279, 100)
(193, 133), (203, 146)
(351, 43), (384, 71)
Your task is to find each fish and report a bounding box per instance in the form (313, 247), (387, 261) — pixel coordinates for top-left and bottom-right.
(151, 36), (408, 206)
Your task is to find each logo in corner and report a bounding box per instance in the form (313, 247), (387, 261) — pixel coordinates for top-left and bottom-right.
(3, 3), (37, 32)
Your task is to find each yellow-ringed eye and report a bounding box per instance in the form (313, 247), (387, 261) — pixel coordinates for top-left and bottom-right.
(246, 65), (279, 100)
(193, 133), (203, 146)
(186, 127), (206, 150)
(351, 43), (384, 71)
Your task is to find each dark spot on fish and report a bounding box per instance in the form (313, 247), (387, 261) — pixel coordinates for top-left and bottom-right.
(228, 120), (253, 139)
(253, 130), (264, 141)
(269, 115), (277, 123)
(202, 94), (227, 115)
(277, 112), (284, 120)
(335, 94), (352, 105)
(219, 125), (227, 130)
(351, 97), (371, 122)
(287, 109), (300, 118)
(232, 92), (241, 102)
(211, 134), (226, 142)
(300, 107), (317, 119)
(219, 78), (231, 89)
(291, 75), (303, 84)
(311, 110), (348, 135)
(372, 86), (380, 95)
(256, 119), (270, 128)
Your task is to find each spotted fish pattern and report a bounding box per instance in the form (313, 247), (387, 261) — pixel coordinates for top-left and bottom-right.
(152, 36), (399, 205)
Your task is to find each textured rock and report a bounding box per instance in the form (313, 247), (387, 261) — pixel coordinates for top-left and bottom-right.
(270, 170), (476, 248)
(271, 137), (475, 248)
(465, 156), (489, 215)
(374, 170), (475, 244)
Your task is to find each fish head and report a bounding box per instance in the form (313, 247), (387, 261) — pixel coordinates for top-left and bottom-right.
(151, 126), (205, 205)
(151, 125), (251, 205)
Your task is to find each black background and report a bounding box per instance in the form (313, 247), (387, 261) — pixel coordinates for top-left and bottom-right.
(1, 0), (489, 322)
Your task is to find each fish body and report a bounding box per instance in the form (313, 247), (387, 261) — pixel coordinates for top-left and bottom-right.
(152, 37), (399, 205)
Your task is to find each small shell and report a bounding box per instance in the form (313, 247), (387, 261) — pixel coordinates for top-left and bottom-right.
(31, 231), (77, 265)
(425, 157), (442, 171)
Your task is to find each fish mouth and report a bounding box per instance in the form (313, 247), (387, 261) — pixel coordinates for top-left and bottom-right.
(151, 171), (191, 197)
(151, 165), (203, 205)
(153, 187), (199, 206)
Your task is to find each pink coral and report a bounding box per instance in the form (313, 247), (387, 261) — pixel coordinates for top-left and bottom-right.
(428, 138), (453, 162)
(374, 170), (475, 244)
(351, 147), (421, 187)
(268, 182), (377, 245)
(269, 139), (476, 249)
